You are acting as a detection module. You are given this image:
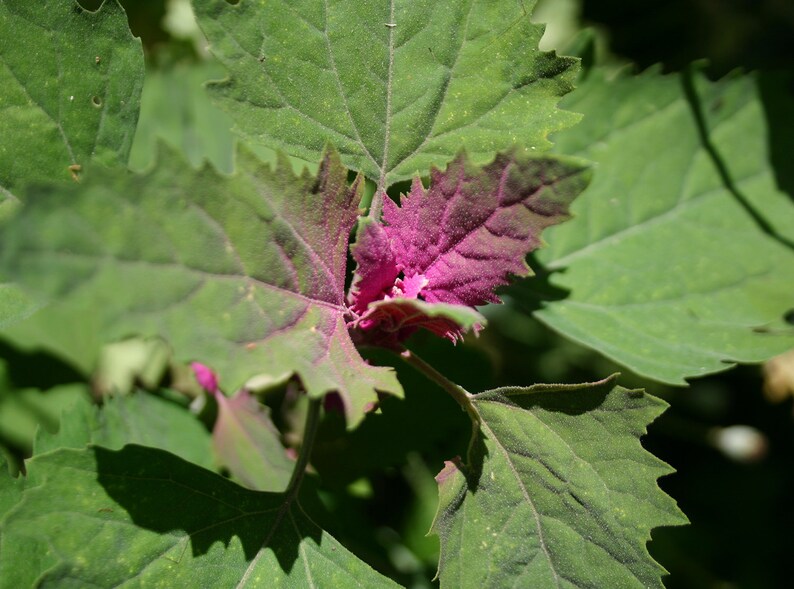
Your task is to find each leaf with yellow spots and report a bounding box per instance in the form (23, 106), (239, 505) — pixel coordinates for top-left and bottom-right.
(432, 376), (686, 588)
(0, 445), (400, 588)
(192, 0), (580, 194)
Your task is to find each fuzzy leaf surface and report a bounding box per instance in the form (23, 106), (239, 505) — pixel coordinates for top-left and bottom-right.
(0, 0), (143, 195)
(192, 0), (580, 189)
(526, 69), (794, 383)
(0, 0), (142, 328)
(213, 389), (294, 492)
(432, 377), (685, 589)
(0, 149), (401, 428)
(350, 152), (589, 342)
(0, 445), (399, 588)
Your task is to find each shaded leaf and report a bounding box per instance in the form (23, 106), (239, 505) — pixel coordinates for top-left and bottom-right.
(0, 445), (399, 588)
(34, 392), (214, 471)
(524, 68), (794, 383)
(0, 148), (401, 428)
(213, 389), (294, 492)
(350, 152), (589, 343)
(0, 383), (86, 453)
(192, 0), (580, 189)
(432, 376), (685, 588)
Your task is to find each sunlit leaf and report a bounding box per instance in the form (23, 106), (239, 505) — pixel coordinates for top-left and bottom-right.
(432, 376), (685, 588)
(192, 0), (580, 190)
(523, 68), (794, 383)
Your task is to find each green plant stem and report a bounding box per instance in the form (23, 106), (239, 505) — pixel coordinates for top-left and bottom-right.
(368, 189), (384, 221)
(397, 347), (480, 427)
(285, 397), (322, 497)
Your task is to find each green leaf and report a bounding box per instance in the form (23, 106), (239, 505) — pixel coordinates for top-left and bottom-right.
(129, 59), (238, 174)
(0, 382), (86, 452)
(0, 0), (144, 193)
(0, 445), (400, 588)
(0, 0), (143, 330)
(212, 389), (294, 492)
(526, 68), (794, 383)
(1, 148), (401, 428)
(432, 376), (685, 589)
(0, 457), (21, 522)
(0, 282), (38, 329)
(192, 0), (580, 189)
(34, 392), (215, 471)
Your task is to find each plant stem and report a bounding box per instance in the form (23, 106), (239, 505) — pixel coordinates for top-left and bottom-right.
(368, 188), (384, 221)
(285, 397), (322, 497)
(398, 347), (480, 427)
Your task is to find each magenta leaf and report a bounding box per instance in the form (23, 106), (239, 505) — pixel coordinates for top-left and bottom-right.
(350, 152), (590, 343)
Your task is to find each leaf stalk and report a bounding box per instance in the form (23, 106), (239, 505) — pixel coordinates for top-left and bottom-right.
(285, 397), (322, 497)
(398, 347), (480, 426)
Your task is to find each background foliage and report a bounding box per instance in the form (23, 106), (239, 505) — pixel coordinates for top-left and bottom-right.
(0, 0), (792, 587)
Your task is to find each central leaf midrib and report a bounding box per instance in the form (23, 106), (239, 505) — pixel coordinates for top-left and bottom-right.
(476, 415), (561, 588)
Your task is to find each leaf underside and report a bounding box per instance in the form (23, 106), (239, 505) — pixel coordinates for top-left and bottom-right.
(192, 0), (580, 189)
(525, 68), (794, 384)
(432, 377), (686, 589)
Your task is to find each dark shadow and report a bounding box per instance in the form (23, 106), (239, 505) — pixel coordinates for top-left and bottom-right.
(0, 339), (85, 389)
(94, 445), (319, 569)
(312, 344), (474, 488)
(475, 377), (614, 417)
(681, 67), (794, 251)
(758, 71), (794, 203)
(500, 253), (571, 315)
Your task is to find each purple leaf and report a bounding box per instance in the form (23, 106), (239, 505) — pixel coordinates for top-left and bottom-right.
(212, 388), (294, 492)
(349, 151), (590, 343)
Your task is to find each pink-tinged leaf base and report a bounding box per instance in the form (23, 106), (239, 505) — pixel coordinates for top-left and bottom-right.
(212, 388), (294, 492)
(349, 151), (590, 344)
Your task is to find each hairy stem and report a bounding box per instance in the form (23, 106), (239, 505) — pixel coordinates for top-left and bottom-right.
(368, 189), (384, 221)
(398, 347), (480, 427)
(285, 397), (322, 497)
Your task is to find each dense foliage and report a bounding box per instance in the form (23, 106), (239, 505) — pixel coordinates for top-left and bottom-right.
(1, 1), (792, 587)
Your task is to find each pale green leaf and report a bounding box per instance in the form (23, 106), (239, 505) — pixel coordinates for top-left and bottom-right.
(432, 376), (685, 589)
(34, 392), (215, 471)
(525, 68), (794, 383)
(0, 148), (401, 428)
(129, 59), (237, 174)
(192, 0), (580, 190)
(0, 445), (399, 588)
